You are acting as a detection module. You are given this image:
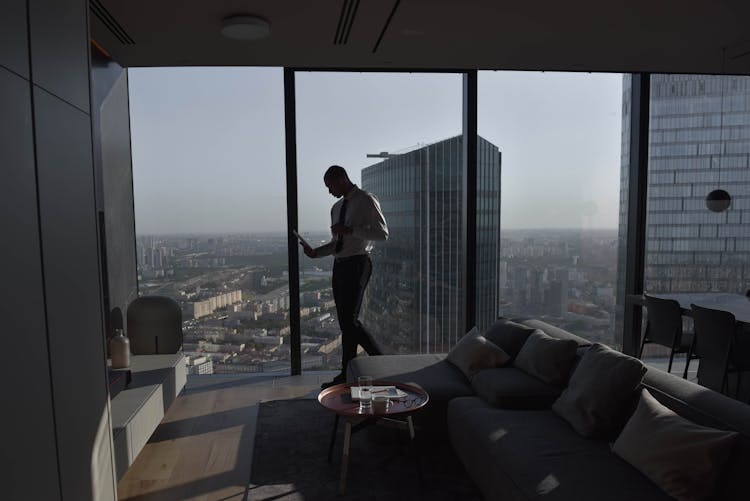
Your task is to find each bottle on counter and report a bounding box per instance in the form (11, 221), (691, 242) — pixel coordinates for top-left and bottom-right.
(110, 328), (131, 369)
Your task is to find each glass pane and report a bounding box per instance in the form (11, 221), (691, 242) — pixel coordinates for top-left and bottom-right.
(295, 72), (463, 367)
(639, 74), (750, 364)
(615, 75), (633, 352)
(479, 71), (624, 348)
(129, 67), (288, 374)
(645, 75), (750, 295)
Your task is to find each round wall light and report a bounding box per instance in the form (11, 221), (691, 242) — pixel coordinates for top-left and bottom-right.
(705, 189), (731, 212)
(221, 15), (270, 41)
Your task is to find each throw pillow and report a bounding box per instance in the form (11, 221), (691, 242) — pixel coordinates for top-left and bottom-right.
(471, 367), (562, 409)
(552, 343), (646, 438)
(446, 326), (510, 380)
(613, 389), (739, 501)
(513, 330), (578, 387)
(482, 318), (537, 360)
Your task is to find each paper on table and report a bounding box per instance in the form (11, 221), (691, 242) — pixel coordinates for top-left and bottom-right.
(351, 385), (408, 400)
(292, 230), (311, 249)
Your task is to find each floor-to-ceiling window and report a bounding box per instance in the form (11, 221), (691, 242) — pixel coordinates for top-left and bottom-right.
(128, 67), (636, 376)
(644, 74), (750, 295)
(628, 74), (750, 359)
(294, 71), (465, 359)
(129, 67), (289, 374)
(479, 71), (625, 348)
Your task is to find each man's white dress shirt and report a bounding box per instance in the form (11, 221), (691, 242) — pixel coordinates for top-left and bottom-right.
(315, 185), (388, 258)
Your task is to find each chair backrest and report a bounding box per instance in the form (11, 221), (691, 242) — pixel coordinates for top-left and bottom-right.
(127, 296), (183, 355)
(691, 303), (735, 392)
(644, 294), (683, 347)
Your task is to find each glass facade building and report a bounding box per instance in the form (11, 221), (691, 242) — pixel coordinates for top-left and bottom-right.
(616, 74), (750, 347)
(644, 74), (750, 294)
(361, 135), (501, 354)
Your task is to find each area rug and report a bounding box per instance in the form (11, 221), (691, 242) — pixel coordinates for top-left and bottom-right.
(249, 399), (482, 500)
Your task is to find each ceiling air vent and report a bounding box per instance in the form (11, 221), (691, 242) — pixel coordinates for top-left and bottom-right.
(90, 0), (135, 45)
(372, 0), (400, 53)
(334, 0), (360, 45)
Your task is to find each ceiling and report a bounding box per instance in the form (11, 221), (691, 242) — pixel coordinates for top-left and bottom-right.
(91, 0), (750, 75)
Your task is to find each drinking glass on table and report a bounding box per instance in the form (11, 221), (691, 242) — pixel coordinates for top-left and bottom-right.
(357, 376), (373, 412)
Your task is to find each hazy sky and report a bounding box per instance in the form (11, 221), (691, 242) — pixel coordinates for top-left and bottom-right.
(129, 68), (622, 234)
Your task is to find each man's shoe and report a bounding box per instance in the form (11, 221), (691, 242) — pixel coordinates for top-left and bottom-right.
(320, 373), (346, 389)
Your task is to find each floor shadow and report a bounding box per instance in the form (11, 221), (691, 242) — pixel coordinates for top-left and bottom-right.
(182, 374), (279, 395)
(248, 399), (481, 500)
(244, 486), (301, 501)
(149, 405), (259, 443)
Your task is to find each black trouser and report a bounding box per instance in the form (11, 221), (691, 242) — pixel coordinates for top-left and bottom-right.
(332, 254), (382, 375)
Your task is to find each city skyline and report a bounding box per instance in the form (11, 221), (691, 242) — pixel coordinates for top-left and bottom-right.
(134, 226), (621, 238)
(128, 68), (625, 365)
(134, 225), (619, 373)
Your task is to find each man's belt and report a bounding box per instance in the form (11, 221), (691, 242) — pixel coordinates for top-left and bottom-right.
(334, 253), (369, 263)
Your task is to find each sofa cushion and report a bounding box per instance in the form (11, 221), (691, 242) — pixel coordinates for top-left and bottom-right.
(513, 330), (578, 387)
(613, 388), (738, 501)
(482, 318), (537, 360)
(552, 343), (646, 439)
(639, 368), (750, 501)
(447, 397), (672, 501)
(347, 354), (473, 400)
(518, 318), (592, 347)
(446, 326), (510, 379)
(471, 367), (561, 409)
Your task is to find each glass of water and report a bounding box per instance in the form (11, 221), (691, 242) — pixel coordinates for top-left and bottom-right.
(357, 376), (373, 413)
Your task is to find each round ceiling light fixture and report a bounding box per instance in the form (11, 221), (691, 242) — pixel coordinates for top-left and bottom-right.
(221, 15), (270, 41)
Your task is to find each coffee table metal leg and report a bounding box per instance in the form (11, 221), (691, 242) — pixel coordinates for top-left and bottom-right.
(328, 414), (339, 463)
(406, 416), (424, 486)
(339, 421), (352, 494)
(407, 415), (415, 440)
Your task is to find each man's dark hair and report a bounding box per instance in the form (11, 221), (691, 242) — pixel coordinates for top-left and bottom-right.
(324, 165), (350, 181)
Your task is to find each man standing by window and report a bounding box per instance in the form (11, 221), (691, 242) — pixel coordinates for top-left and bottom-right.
(302, 165), (388, 388)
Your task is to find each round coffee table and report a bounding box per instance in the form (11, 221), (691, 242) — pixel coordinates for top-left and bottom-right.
(318, 381), (429, 494)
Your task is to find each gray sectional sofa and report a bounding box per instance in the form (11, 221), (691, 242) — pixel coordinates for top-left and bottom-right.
(347, 318), (750, 500)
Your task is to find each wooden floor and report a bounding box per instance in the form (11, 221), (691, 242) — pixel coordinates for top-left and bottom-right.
(117, 372), (330, 501)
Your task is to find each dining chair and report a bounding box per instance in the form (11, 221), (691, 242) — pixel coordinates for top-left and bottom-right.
(640, 295), (697, 378)
(727, 322), (750, 403)
(691, 304), (738, 397)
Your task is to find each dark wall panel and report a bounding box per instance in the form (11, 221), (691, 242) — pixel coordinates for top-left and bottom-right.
(0, 0), (30, 77)
(0, 66), (61, 501)
(29, 0), (90, 112)
(102, 71), (138, 330)
(33, 87), (114, 500)
(92, 61), (138, 337)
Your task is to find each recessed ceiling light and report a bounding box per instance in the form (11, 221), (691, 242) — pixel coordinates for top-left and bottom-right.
(221, 15), (270, 41)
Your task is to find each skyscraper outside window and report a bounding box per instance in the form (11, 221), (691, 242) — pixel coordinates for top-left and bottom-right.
(361, 135), (501, 353)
